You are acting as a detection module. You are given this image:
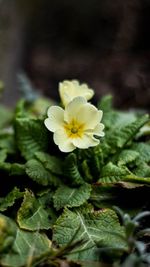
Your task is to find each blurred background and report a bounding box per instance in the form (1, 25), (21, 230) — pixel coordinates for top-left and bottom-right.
(0, 0), (150, 110)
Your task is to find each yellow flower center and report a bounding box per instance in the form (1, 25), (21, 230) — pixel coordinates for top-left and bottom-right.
(64, 119), (85, 138)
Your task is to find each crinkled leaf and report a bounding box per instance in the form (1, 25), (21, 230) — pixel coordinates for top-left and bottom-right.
(53, 183), (92, 210)
(17, 190), (52, 231)
(131, 143), (150, 164)
(1, 218), (51, 267)
(0, 187), (23, 212)
(134, 162), (150, 177)
(35, 151), (63, 175)
(100, 162), (131, 178)
(38, 190), (57, 225)
(15, 118), (49, 160)
(117, 149), (139, 166)
(106, 115), (149, 149)
(26, 159), (61, 186)
(0, 162), (25, 176)
(64, 153), (84, 186)
(99, 162), (150, 185)
(53, 208), (126, 261)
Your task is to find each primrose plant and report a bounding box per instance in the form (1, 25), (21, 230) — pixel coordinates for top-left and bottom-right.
(44, 80), (105, 152)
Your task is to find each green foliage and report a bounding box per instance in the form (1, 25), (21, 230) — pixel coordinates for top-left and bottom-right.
(0, 93), (150, 266)
(0, 105), (12, 129)
(0, 223), (51, 267)
(0, 187), (23, 212)
(53, 207), (127, 261)
(35, 151), (63, 175)
(15, 117), (49, 160)
(105, 115), (149, 149)
(53, 183), (91, 210)
(17, 190), (52, 231)
(26, 158), (61, 186)
(64, 153), (85, 186)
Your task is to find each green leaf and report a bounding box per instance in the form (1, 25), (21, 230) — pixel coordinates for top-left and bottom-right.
(0, 162), (25, 176)
(98, 95), (113, 112)
(0, 133), (15, 154)
(0, 187), (23, 212)
(131, 143), (150, 164)
(0, 105), (12, 129)
(17, 190), (52, 231)
(100, 162), (131, 179)
(117, 149), (139, 166)
(90, 185), (118, 208)
(106, 115), (149, 149)
(99, 163), (150, 185)
(14, 118), (49, 160)
(101, 108), (137, 131)
(0, 214), (16, 253)
(35, 151), (63, 175)
(26, 159), (61, 186)
(64, 153), (84, 186)
(0, 149), (7, 162)
(1, 218), (51, 267)
(53, 183), (92, 210)
(53, 208), (126, 261)
(134, 162), (150, 177)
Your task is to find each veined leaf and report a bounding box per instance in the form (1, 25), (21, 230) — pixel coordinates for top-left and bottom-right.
(1, 217), (51, 267)
(100, 162), (131, 178)
(17, 190), (52, 231)
(53, 208), (126, 261)
(99, 162), (150, 185)
(53, 183), (91, 210)
(131, 143), (150, 164)
(134, 162), (150, 177)
(0, 162), (25, 176)
(64, 153), (84, 186)
(117, 149), (139, 166)
(0, 187), (23, 212)
(35, 151), (63, 175)
(14, 118), (49, 160)
(106, 115), (149, 149)
(0, 214), (16, 253)
(26, 159), (61, 186)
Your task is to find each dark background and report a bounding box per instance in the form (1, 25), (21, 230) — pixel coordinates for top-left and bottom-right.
(0, 0), (150, 110)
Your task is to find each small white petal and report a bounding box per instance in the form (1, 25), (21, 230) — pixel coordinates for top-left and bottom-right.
(54, 129), (75, 152)
(44, 106), (64, 132)
(64, 97), (87, 122)
(72, 133), (99, 149)
(93, 123), (105, 136)
(76, 104), (102, 129)
(59, 80), (94, 107)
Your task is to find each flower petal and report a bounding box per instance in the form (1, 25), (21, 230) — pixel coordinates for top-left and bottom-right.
(93, 123), (105, 136)
(72, 133), (99, 149)
(59, 80), (94, 106)
(54, 129), (75, 152)
(64, 96), (87, 122)
(44, 106), (64, 132)
(76, 104), (103, 129)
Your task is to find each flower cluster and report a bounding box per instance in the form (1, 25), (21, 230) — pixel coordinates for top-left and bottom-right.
(44, 80), (105, 152)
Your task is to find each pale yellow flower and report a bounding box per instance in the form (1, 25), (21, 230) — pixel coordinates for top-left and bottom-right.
(44, 96), (104, 152)
(59, 80), (94, 107)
